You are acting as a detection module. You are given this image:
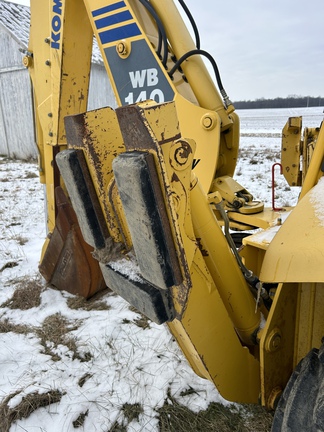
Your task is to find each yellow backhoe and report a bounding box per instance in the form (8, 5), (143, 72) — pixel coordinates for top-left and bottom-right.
(24, 0), (324, 429)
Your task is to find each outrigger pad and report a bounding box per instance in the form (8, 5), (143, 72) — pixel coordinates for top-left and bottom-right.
(113, 150), (182, 291)
(100, 263), (174, 324)
(56, 149), (109, 250)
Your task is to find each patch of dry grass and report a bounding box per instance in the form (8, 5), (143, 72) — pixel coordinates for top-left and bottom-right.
(133, 315), (151, 329)
(241, 403), (274, 432)
(1, 277), (43, 310)
(73, 409), (89, 428)
(5, 233), (28, 246)
(109, 403), (144, 431)
(0, 318), (32, 335)
(0, 276), (275, 430)
(0, 390), (63, 432)
(157, 389), (274, 432)
(110, 423), (127, 432)
(24, 171), (38, 179)
(35, 313), (87, 362)
(128, 305), (151, 329)
(0, 261), (19, 272)
(122, 402), (143, 423)
(67, 290), (111, 311)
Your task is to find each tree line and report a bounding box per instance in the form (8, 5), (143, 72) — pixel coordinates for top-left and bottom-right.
(233, 96), (323, 109)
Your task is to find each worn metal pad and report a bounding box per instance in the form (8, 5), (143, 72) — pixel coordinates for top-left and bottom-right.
(56, 149), (109, 250)
(113, 151), (181, 290)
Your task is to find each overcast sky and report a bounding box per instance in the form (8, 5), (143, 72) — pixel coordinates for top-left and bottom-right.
(7, 0), (324, 101)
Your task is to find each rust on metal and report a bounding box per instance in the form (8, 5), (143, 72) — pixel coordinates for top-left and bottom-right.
(196, 238), (209, 257)
(116, 104), (181, 151)
(116, 103), (194, 317)
(64, 107), (126, 242)
(39, 187), (106, 298)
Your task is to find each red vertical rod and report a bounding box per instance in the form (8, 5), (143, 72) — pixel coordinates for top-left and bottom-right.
(272, 163), (283, 211)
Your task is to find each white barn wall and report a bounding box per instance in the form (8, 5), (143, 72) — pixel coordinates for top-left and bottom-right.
(88, 63), (117, 111)
(0, 26), (36, 159)
(0, 34), (117, 160)
(0, 0), (116, 159)
(0, 1), (117, 161)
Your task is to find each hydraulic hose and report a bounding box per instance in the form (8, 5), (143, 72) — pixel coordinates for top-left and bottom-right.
(168, 49), (232, 108)
(138, 0), (168, 67)
(178, 0), (200, 49)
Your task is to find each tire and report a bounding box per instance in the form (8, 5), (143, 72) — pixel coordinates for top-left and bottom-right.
(272, 344), (324, 431)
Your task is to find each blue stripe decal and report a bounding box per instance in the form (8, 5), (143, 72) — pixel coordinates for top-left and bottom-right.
(99, 22), (141, 44)
(92, 1), (126, 18)
(95, 10), (132, 29)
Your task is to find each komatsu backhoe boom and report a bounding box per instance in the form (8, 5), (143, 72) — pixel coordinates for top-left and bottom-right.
(25, 0), (324, 429)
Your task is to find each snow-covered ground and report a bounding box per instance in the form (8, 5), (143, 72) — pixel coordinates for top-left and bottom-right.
(0, 106), (323, 431)
(0, 162), (227, 431)
(236, 106), (323, 208)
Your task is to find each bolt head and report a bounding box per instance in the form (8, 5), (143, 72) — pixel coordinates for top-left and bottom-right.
(116, 41), (130, 58)
(201, 113), (217, 131)
(22, 56), (31, 68)
(203, 116), (213, 128)
(265, 328), (282, 352)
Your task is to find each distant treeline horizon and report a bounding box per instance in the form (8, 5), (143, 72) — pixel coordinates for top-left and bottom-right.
(233, 96), (323, 109)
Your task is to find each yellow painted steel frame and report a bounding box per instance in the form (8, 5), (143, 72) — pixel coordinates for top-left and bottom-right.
(27, 0), (242, 234)
(26, 0), (324, 411)
(114, 101), (262, 403)
(242, 122), (324, 407)
(82, 0), (240, 195)
(26, 0), (262, 402)
(28, 0), (93, 233)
